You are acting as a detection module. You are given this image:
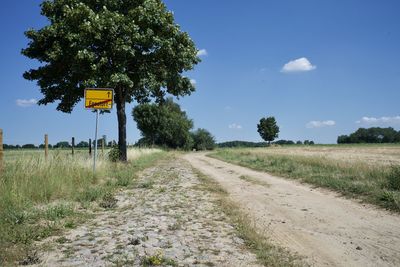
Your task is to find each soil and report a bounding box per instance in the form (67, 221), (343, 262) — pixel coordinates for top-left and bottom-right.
(184, 153), (400, 267)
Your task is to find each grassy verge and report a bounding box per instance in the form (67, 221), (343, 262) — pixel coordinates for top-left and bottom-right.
(0, 149), (166, 265)
(192, 168), (305, 267)
(210, 149), (400, 212)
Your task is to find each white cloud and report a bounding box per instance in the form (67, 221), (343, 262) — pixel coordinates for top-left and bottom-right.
(356, 116), (400, 125)
(229, 123), (242, 130)
(190, 79), (197, 85)
(306, 120), (335, 128)
(224, 106), (232, 111)
(196, 49), (208, 57)
(16, 98), (37, 107)
(281, 57), (316, 73)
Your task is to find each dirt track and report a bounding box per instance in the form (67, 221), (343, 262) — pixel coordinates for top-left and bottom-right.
(184, 153), (400, 267)
(35, 158), (260, 267)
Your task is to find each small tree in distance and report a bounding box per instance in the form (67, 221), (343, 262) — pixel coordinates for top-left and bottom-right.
(257, 116), (279, 145)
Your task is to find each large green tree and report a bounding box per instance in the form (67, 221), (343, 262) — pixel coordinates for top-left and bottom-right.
(132, 98), (193, 149)
(191, 128), (216, 151)
(22, 0), (200, 161)
(257, 116), (279, 145)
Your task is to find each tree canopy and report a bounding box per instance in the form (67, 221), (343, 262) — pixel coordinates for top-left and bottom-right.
(191, 128), (216, 151)
(132, 98), (193, 149)
(338, 127), (400, 144)
(257, 116), (279, 144)
(22, 0), (200, 161)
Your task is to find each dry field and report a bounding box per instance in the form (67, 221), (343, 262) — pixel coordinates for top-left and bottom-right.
(186, 152), (400, 266)
(238, 144), (400, 166)
(210, 145), (400, 212)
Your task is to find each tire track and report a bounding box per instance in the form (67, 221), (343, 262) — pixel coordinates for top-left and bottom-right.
(184, 152), (400, 267)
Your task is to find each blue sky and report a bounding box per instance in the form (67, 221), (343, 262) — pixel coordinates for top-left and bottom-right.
(1, 0), (400, 145)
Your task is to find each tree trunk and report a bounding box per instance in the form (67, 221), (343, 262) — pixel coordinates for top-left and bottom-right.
(116, 88), (127, 162)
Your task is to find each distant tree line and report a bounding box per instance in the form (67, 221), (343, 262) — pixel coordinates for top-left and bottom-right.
(337, 127), (400, 144)
(3, 137), (117, 150)
(218, 140), (315, 148)
(218, 141), (268, 148)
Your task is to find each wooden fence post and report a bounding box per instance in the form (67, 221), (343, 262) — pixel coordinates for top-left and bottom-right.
(45, 134), (48, 160)
(89, 138), (92, 156)
(0, 129), (3, 172)
(72, 137), (75, 155)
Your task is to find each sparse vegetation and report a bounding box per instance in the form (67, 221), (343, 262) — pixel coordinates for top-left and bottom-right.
(210, 147), (400, 212)
(141, 251), (177, 266)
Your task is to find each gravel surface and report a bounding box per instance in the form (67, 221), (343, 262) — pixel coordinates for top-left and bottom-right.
(35, 158), (260, 267)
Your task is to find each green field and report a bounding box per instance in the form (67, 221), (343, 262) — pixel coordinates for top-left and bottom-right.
(0, 148), (165, 265)
(210, 145), (400, 212)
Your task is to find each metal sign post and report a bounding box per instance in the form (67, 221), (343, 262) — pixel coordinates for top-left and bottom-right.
(84, 88), (114, 174)
(93, 109), (99, 173)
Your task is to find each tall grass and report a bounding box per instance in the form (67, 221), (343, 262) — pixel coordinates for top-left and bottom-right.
(210, 149), (400, 212)
(0, 148), (165, 265)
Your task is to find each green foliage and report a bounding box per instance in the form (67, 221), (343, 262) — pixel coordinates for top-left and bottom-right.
(218, 141), (267, 148)
(274, 140), (295, 145)
(257, 117), (280, 144)
(191, 128), (216, 150)
(132, 98), (193, 149)
(54, 141), (71, 148)
(45, 204), (74, 221)
(21, 144), (37, 149)
(76, 141), (89, 148)
(387, 166), (400, 191)
(76, 186), (105, 203)
(108, 145), (121, 162)
(141, 251), (177, 266)
(338, 127), (400, 144)
(22, 0), (200, 161)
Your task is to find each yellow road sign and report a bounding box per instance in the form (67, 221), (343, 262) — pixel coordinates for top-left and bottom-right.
(85, 88), (114, 110)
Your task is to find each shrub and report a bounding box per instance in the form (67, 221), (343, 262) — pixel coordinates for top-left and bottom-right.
(191, 128), (216, 150)
(387, 166), (400, 191)
(108, 146), (121, 162)
(99, 192), (117, 209)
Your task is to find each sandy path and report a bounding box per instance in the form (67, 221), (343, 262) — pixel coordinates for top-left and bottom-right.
(184, 153), (400, 267)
